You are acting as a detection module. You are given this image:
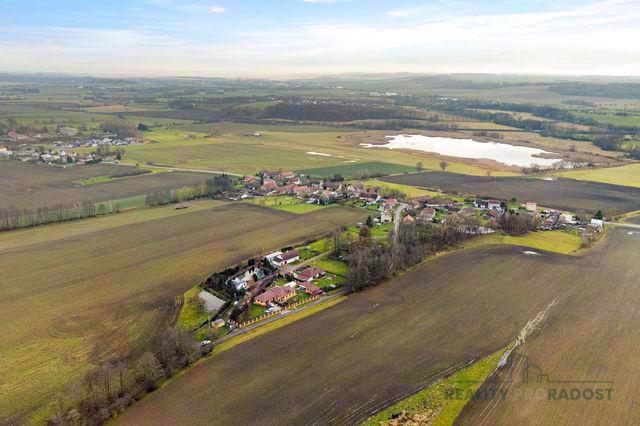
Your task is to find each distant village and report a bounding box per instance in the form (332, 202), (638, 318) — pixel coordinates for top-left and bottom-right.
(0, 126), (142, 165)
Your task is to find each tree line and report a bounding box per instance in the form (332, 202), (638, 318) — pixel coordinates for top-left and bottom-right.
(0, 201), (97, 231)
(48, 327), (210, 424)
(144, 174), (235, 207)
(346, 215), (481, 293)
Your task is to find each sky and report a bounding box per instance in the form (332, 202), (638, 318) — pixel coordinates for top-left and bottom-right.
(1, 0), (639, 77)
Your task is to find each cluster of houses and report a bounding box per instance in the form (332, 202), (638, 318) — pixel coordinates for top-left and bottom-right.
(4, 145), (106, 165)
(240, 170), (344, 204)
(247, 249), (327, 310)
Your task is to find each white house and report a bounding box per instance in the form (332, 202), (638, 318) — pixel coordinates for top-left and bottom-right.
(590, 218), (604, 228)
(271, 250), (300, 266)
(525, 201), (537, 212)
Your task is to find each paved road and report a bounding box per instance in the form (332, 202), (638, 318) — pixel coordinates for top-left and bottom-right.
(393, 203), (409, 243)
(606, 221), (640, 230)
(106, 161), (243, 177)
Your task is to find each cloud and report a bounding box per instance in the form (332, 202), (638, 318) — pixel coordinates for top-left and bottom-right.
(2, 0), (640, 76)
(208, 5), (227, 14)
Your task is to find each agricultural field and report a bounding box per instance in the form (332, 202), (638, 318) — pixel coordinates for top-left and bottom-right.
(296, 161), (417, 179)
(558, 163), (640, 188)
(382, 171), (640, 214)
(0, 201), (368, 423)
(458, 225), (640, 424)
(118, 126), (505, 176)
(0, 161), (209, 210)
(117, 240), (606, 425)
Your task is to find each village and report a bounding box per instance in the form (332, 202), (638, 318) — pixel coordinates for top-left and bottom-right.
(184, 168), (606, 344)
(0, 127), (142, 165)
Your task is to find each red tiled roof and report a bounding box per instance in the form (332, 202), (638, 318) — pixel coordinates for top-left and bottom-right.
(296, 266), (325, 280)
(255, 286), (295, 304)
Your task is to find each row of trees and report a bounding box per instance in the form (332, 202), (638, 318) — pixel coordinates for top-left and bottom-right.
(145, 174), (235, 207)
(49, 328), (208, 424)
(347, 215), (480, 293)
(0, 201), (97, 231)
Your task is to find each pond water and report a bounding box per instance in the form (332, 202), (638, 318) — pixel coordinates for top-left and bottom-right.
(360, 134), (562, 168)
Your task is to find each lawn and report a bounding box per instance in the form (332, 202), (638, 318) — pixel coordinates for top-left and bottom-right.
(361, 178), (444, 198)
(0, 202), (368, 422)
(177, 286), (211, 330)
(558, 163), (640, 188)
(247, 304), (268, 320)
(314, 258), (350, 276)
(244, 195), (328, 214)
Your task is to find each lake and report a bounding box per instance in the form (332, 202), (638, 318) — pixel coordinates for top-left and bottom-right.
(360, 134), (562, 168)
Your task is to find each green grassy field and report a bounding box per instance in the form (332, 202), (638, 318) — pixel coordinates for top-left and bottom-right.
(558, 163), (640, 188)
(464, 230), (582, 255)
(0, 201), (368, 423)
(243, 195), (329, 214)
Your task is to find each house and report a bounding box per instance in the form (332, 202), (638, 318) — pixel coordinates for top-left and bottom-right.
(295, 266), (326, 282)
(380, 205), (393, 224)
(276, 184), (295, 195)
(561, 214), (576, 225)
(384, 198), (398, 208)
(298, 282), (323, 296)
(0, 147), (11, 157)
(488, 199), (503, 210)
(525, 201), (538, 212)
(459, 207), (477, 216)
(272, 250), (300, 266)
(244, 175), (258, 185)
(254, 286), (296, 306)
(402, 215), (415, 225)
(347, 183), (363, 193)
(359, 192), (379, 204)
(590, 218), (604, 228)
(228, 268), (265, 290)
(293, 185), (312, 197)
(419, 208), (436, 223)
(423, 197), (455, 208)
(261, 180), (279, 193)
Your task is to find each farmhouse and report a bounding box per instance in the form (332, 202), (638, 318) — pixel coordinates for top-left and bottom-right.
(295, 266), (326, 282)
(254, 286), (296, 306)
(526, 201), (538, 212)
(272, 250), (300, 266)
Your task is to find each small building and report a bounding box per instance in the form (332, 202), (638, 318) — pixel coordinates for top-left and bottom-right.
(298, 282), (323, 297)
(244, 175), (258, 185)
(402, 215), (415, 225)
(295, 266), (326, 282)
(525, 201), (538, 212)
(590, 218), (604, 228)
(212, 319), (226, 329)
(272, 250), (300, 266)
(562, 214), (576, 225)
